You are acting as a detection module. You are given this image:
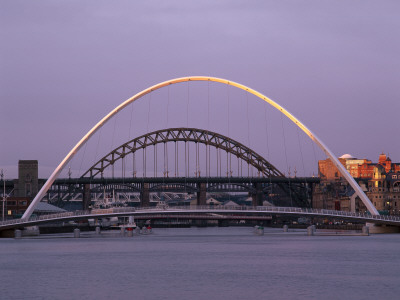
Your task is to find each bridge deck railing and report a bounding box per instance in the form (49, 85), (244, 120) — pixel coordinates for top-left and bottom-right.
(1, 205), (400, 227)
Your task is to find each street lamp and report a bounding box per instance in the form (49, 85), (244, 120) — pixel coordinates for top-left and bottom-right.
(1, 169), (5, 221)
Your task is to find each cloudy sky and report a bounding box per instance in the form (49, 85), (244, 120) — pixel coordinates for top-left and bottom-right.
(1, 0), (399, 178)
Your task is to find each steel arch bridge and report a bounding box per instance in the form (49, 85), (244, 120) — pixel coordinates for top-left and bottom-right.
(45, 176), (318, 209)
(82, 127), (284, 179)
(22, 76), (379, 220)
(71, 127), (311, 207)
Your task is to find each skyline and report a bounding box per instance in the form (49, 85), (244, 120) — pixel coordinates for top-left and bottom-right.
(1, 1), (399, 178)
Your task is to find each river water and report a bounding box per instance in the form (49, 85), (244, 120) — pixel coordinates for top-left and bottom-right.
(1, 227), (399, 300)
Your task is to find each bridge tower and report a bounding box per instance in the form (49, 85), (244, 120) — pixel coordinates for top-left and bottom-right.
(197, 183), (207, 206)
(251, 183), (264, 206)
(82, 184), (91, 210)
(140, 183), (150, 207)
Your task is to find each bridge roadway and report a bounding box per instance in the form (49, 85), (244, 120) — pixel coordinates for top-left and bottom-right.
(1, 206), (400, 231)
(52, 176), (320, 185)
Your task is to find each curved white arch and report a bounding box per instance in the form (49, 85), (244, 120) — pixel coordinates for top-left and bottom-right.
(22, 76), (379, 219)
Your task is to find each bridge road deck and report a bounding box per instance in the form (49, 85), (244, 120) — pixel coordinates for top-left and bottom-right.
(1, 206), (400, 232)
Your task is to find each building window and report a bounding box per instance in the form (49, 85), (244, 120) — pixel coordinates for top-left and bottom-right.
(19, 200), (27, 206)
(25, 183), (31, 196)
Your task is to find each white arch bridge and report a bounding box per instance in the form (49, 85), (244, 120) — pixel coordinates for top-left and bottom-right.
(22, 76), (380, 221)
(2, 206), (400, 232)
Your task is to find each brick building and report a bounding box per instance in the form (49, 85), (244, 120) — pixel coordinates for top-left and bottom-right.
(314, 153), (400, 215)
(1, 160), (39, 219)
(3, 197), (31, 218)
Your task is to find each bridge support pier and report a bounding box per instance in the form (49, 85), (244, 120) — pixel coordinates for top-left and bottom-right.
(140, 183), (150, 207)
(307, 225), (315, 236)
(14, 229), (22, 239)
(74, 228), (80, 238)
(82, 184), (91, 211)
(251, 183), (264, 206)
(197, 183), (207, 206)
(362, 226), (369, 236)
(366, 223), (400, 234)
(218, 220), (229, 227)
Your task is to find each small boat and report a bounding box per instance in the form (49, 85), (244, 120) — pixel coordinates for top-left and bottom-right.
(120, 216), (137, 231)
(141, 225), (152, 234)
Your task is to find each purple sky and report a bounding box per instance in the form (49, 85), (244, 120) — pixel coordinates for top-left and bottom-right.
(1, 1), (399, 178)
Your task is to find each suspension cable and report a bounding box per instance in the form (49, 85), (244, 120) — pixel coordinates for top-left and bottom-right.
(226, 150), (229, 177)
(163, 142), (166, 177)
(295, 126), (309, 205)
(146, 92), (151, 134)
(264, 103), (273, 198)
(185, 142), (187, 177)
(92, 127), (103, 177)
(206, 143), (208, 177)
(196, 142), (199, 177)
(296, 126), (306, 177)
(133, 151), (136, 177)
(187, 80), (190, 128)
(143, 148), (145, 178)
(177, 141), (179, 177)
(207, 80), (210, 180)
(219, 148), (222, 177)
(122, 155), (125, 182)
(184, 141), (187, 198)
(245, 90), (251, 186)
(227, 84), (231, 200)
(216, 147), (219, 177)
(175, 141), (177, 177)
(280, 113), (293, 206)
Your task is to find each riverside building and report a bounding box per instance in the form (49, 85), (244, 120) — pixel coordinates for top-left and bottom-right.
(314, 153), (400, 215)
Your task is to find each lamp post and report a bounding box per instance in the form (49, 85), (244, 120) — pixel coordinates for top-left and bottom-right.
(1, 169), (5, 221)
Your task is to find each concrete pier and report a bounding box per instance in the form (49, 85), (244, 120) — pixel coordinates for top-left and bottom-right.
(14, 229), (22, 239)
(362, 226), (369, 236)
(73, 228), (80, 238)
(307, 226), (315, 236)
(366, 223), (400, 234)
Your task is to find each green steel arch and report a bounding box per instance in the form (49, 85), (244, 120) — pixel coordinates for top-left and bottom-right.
(81, 127), (284, 179)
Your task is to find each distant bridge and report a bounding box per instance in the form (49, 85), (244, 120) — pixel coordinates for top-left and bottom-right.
(2, 206), (400, 232)
(47, 176), (319, 208)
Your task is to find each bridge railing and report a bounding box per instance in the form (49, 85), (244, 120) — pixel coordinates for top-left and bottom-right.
(1, 205), (400, 227)
(168, 205), (400, 222)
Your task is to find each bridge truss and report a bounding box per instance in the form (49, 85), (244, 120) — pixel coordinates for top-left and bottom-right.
(82, 127), (284, 179)
(45, 176), (318, 209)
